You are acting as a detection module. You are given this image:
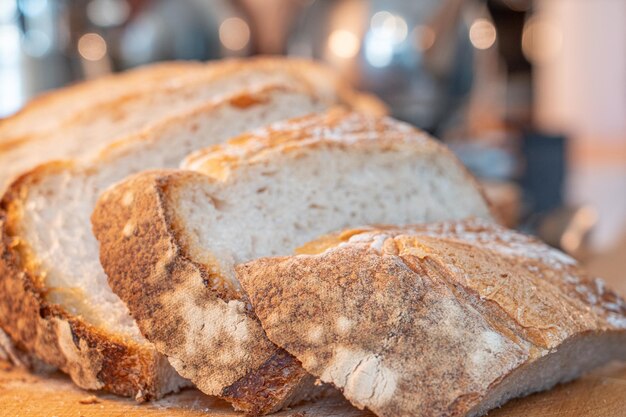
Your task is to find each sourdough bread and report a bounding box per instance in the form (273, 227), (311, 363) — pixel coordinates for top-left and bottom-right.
(92, 109), (492, 413)
(0, 58), (371, 401)
(237, 219), (626, 417)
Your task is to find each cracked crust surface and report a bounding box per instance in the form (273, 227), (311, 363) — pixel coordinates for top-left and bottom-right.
(92, 110), (492, 413)
(237, 219), (626, 417)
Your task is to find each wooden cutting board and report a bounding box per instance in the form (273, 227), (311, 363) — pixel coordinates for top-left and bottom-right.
(1, 360), (625, 417)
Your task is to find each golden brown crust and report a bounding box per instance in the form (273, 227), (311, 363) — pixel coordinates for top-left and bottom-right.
(91, 170), (317, 413)
(222, 349), (323, 414)
(237, 219), (626, 417)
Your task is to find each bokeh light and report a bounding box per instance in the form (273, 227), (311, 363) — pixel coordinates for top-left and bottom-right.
(522, 16), (562, 64)
(78, 32), (107, 61)
(328, 29), (360, 59)
(469, 18), (497, 50)
(219, 17), (251, 52)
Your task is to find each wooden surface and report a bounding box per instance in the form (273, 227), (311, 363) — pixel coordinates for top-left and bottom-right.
(1, 359), (625, 417)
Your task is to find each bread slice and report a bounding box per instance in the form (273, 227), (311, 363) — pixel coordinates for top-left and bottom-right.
(0, 56), (384, 190)
(237, 218), (626, 417)
(0, 66), (366, 401)
(91, 109), (493, 413)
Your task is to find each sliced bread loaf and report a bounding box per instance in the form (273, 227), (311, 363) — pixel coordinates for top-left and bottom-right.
(92, 109), (493, 413)
(237, 219), (626, 417)
(0, 57), (383, 190)
(0, 65), (361, 400)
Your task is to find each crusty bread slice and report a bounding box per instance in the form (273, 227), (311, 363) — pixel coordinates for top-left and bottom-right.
(92, 109), (493, 414)
(237, 218), (626, 417)
(0, 76), (349, 401)
(0, 56), (384, 190)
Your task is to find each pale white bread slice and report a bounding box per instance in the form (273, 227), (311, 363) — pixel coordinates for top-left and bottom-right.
(91, 109), (493, 414)
(237, 218), (626, 417)
(0, 78), (349, 402)
(0, 56), (385, 190)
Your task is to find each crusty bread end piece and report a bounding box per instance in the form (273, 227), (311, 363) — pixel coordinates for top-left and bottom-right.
(237, 219), (626, 417)
(92, 109), (492, 413)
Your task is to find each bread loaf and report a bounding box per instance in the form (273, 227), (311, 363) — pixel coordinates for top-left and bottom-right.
(0, 58), (374, 401)
(92, 109), (492, 413)
(238, 219), (626, 417)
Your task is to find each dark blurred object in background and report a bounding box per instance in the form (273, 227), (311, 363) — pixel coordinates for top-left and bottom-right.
(521, 131), (565, 215)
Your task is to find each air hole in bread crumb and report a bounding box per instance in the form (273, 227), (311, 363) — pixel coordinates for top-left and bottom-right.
(209, 195), (228, 211)
(250, 236), (259, 253)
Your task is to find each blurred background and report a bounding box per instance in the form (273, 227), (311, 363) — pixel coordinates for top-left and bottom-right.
(0, 0), (624, 288)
